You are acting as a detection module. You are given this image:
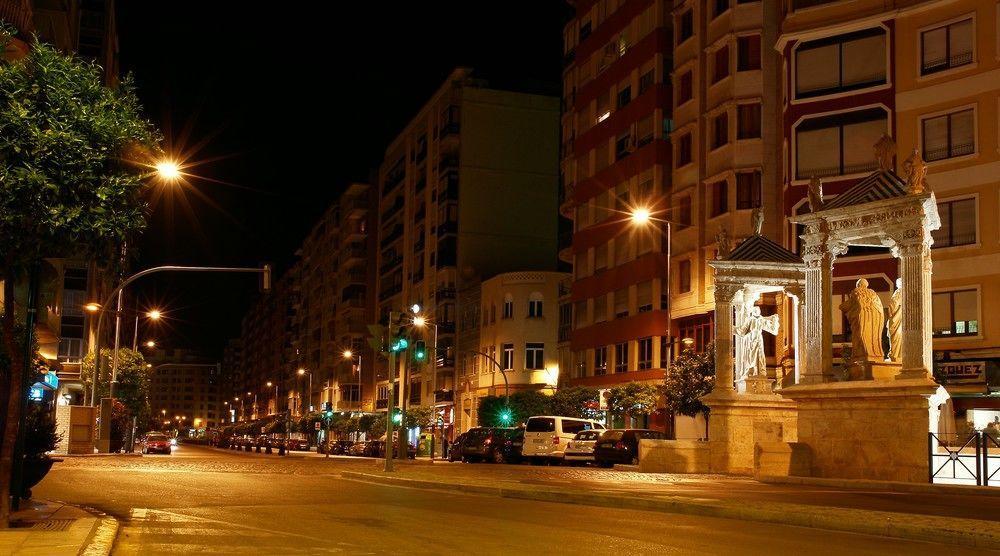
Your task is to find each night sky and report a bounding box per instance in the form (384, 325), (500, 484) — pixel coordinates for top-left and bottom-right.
(116, 2), (571, 356)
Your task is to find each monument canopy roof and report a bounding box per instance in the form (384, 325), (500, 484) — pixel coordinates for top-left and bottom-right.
(822, 170), (909, 211)
(722, 235), (802, 265)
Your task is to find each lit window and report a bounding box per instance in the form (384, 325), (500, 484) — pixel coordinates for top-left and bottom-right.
(922, 108), (974, 161)
(525, 343), (544, 370)
(795, 108), (887, 179)
(594, 346), (608, 376)
(932, 198), (976, 248)
(933, 289), (979, 337)
(795, 28), (886, 98)
(614, 342), (629, 373)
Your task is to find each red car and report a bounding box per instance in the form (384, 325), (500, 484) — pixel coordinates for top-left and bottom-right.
(139, 433), (172, 455)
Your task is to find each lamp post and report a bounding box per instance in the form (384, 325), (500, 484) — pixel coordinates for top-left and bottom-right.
(132, 308), (161, 351)
(297, 368), (313, 414)
(412, 312), (440, 459)
(630, 206), (673, 361)
(341, 350), (362, 413)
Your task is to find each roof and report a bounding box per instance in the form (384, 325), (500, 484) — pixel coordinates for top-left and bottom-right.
(723, 235), (802, 264)
(822, 170), (909, 210)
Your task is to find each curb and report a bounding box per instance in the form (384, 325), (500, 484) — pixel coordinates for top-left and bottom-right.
(80, 516), (119, 556)
(760, 474), (1000, 498)
(341, 471), (1000, 549)
(59, 452), (142, 458)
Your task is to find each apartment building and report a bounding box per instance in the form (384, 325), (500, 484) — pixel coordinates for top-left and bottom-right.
(229, 184), (377, 422)
(559, 0), (678, 430)
(149, 349), (222, 432)
(375, 68), (560, 442)
(455, 271), (570, 432)
(777, 0), (999, 425)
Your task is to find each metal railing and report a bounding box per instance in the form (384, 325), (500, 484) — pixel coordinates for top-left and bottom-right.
(928, 431), (1000, 487)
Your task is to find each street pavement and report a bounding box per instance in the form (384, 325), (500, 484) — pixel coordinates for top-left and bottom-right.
(33, 444), (987, 555)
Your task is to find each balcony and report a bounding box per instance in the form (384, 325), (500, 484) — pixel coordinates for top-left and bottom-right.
(342, 244), (366, 263)
(381, 197), (404, 221)
(434, 287), (456, 301)
(436, 221), (458, 237)
(345, 269), (366, 285)
(438, 156), (459, 174)
(342, 195), (367, 217)
(438, 122), (460, 140)
(380, 224), (403, 248)
(378, 283), (402, 301)
(438, 172), (459, 202)
(434, 390), (454, 403)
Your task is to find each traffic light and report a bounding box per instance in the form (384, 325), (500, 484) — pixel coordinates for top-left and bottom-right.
(391, 409), (403, 425)
(390, 336), (409, 352)
(413, 340), (427, 362)
(323, 402), (333, 418)
(498, 407), (513, 426)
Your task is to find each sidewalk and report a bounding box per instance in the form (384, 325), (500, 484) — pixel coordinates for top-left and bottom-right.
(0, 499), (117, 555)
(341, 464), (1000, 549)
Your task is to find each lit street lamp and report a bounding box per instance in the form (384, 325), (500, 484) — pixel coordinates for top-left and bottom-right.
(297, 368), (313, 414)
(630, 206), (673, 361)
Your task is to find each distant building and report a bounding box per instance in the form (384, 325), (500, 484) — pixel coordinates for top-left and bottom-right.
(149, 349), (222, 432)
(456, 271), (570, 432)
(374, 67), (560, 442)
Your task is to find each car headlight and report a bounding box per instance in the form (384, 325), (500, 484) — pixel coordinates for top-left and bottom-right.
(169, 438), (178, 446)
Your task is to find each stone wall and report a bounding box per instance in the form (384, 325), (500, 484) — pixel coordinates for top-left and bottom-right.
(781, 378), (939, 483)
(639, 439), (710, 473)
(705, 392), (798, 475)
(54, 405), (71, 454)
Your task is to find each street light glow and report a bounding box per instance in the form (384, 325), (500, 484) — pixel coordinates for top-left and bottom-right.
(342, 349), (353, 359)
(297, 368), (306, 376)
(155, 160), (181, 181)
(145, 340), (156, 348)
(147, 309), (162, 320)
(266, 381), (273, 387)
(631, 207), (651, 225)
(410, 303), (421, 314)
(413, 316), (426, 327)
(84, 302), (101, 313)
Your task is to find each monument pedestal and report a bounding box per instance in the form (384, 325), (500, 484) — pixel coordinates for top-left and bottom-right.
(704, 390), (798, 475)
(736, 376), (774, 395)
(780, 377), (940, 483)
(848, 357), (901, 381)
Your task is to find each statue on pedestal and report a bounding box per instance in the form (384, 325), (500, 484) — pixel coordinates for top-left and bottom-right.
(751, 207), (764, 236)
(886, 278), (902, 362)
(874, 134), (896, 172)
(807, 176), (824, 212)
(716, 227), (732, 258)
(735, 305), (780, 382)
(839, 278), (885, 360)
(903, 148), (928, 195)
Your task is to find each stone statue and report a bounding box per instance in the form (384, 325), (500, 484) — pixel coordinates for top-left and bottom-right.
(807, 176), (824, 212)
(839, 278), (885, 360)
(887, 278), (902, 362)
(902, 147), (928, 194)
(874, 134), (896, 171)
(734, 305), (780, 382)
(751, 207), (764, 236)
(716, 227), (731, 258)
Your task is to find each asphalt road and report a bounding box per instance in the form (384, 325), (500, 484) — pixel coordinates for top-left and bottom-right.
(34, 445), (977, 555)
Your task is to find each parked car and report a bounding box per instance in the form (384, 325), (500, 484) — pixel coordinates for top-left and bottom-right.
(320, 440), (354, 455)
(563, 430), (603, 465)
(138, 433), (171, 455)
(522, 416), (606, 465)
(592, 429), (666, 467)
(284, 437), (309, 451)
(448, 433), (468, 462)
(347, 441), (369, 457)
(461, 427), (525, 464)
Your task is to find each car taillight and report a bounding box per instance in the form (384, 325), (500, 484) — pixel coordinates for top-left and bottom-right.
(552, 436), (560, 445)
(615, 441), (625, 450)
(484, 438), (491, 446)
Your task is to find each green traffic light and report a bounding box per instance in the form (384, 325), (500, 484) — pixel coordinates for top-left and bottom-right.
(392, 411), (402, 424)
(498, 408), (513, 425)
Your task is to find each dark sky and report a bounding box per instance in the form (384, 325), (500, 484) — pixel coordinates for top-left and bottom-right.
(117, 2), (572, 357)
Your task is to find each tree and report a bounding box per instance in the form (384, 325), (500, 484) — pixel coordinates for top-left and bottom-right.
(550, 386), (601, 420)
(81, 348), (151, 428)
(661, 343), (715, 419)
(607, 383), (660, 422)
(403, 406), (434, 430)
(0, 31), (159, 524)
(477, 390), (552, 427)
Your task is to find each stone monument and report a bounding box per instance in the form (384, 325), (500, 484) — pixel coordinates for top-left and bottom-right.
(838, 278), (885, 379)
(887, 278), (902, 363)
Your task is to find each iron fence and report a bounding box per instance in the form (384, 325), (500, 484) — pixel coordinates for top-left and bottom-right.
(928, 431), (1000, 486)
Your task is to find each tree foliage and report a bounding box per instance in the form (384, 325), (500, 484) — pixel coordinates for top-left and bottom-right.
(607, 383), (660, 418)
(661, 344), (715, 417)
(477, 390), (552, 427)
(549, 386), (601, 420)
(0, 35), (160, 275)
(81, 348), (151, 429)
(403, 406), (434, 430)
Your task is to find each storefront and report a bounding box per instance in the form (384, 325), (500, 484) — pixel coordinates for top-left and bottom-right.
(936, 356), (1000, 436)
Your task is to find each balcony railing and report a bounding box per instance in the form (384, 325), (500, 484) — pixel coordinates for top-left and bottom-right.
(438, 156), (459, 173)
(436, 221), (458, 237)
(435, 287), (456, 301)
(379, 255), (403, 275)
(438, 122), (460, 139)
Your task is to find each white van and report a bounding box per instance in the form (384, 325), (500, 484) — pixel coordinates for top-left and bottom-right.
(521, 416), (606, 464)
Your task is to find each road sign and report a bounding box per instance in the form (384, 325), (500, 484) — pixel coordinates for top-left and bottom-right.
(598, 388), (610, 410)
(314, 421), (321, 430)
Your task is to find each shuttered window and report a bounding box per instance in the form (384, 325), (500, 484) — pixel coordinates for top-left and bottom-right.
(922, 108), (974, 161)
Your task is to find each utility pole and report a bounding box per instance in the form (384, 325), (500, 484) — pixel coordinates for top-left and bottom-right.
(383, 311), (396, 472)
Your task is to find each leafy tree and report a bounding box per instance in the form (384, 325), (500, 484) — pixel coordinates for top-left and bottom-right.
(661, 343), (715, 418)
(550, 386), (601, 420)
(81, 348), (150, 428)
(0, 31), (159, 523)
(359, 413), (385, 439)
(403, 406), (434, 430)
(477, 390), (552, 427)
(607, 383), (660, 420)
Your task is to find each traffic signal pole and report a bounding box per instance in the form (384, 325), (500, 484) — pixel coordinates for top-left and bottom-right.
(384, 312), (396, 472)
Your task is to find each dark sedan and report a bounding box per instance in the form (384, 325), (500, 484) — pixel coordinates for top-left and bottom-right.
(592, 429), (666, 467)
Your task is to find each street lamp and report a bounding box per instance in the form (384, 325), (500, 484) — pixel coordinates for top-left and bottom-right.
(297, 368), (313, 413)
(267, 381), (278, 415)
(411, 313), (440, 459)
(132, 308), (162, 351)
(155, 160), (181, 181)
(630, 206), (673, 364)
(144, 340), (156, 348)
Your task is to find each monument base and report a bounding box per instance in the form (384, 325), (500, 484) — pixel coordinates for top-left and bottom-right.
(736, 376), (773, 395)
(780, 377), (940, 483)
(871, 360), (902, 381)
(704, 390), (798, 475)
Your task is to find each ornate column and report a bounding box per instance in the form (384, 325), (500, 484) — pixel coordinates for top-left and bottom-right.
(783, 284), (806, 385)
(713, 284), (740, 394)
(896, 239), (934, 379)
(800, 233), (836, 384)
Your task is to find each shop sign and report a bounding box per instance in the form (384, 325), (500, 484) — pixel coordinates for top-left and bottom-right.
(938, 361), (986, 384)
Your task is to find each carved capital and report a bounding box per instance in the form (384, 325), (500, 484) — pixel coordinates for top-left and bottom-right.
(714, 283), (743, 303)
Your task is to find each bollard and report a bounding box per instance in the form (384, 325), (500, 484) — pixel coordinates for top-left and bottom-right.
(265, 443), (273, 454)
(278, 444), (286, 456)
(256, 444), (262, 453)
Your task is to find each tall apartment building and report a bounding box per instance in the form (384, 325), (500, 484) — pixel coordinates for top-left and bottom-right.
(559, 1), (681, 431)
(776, 0), (1000, 427)
(375, 68), (560, 442)
(220, 338), (242, 423)
(149, 349), (222, 432)
(229, 184), (377, 422)
(456, 271), (570, 432)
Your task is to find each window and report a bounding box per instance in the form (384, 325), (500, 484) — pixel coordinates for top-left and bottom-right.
(736, 171), (762, 209)
(593, 295), (607, 322)
(921, 19), (973, 75)
(678, 10), (693, 44)
(932, 198), (976, 248)
(594, 346), (608, 375)
(710, 180), (728, 217)
(596, 92), (610, 124)
(677, 133), (692, 167)
(678, 196), (692, 229)
(795, 28), (886, 98)
(737, 104), (761, 139)
(678, 71), (693, 104)
(525, 343), (544, 370)
(638, 337), (653, 369)
(679, 260), (692, 293)
(574, 300), (588, 327)
(737, 35), (761, 71)
(713, 46), (730, 83)
(637, 116), (654, 147)
(714, 0), (729, 18)
(595, 242), (608, 273)
(795, 108), (887, 179)
(922, 109), (974, 161)
(933, 289), (978, 336)
(614, 288), (629, 319)
(502, 297), (513, 319)
(616, 131), (633, 160)
(615, 342), (629, 373)
(528, 297), (543, 318)
(502, 343), (514, 370)
(639, 70), (655, 95)
(617, 86), (632, 109)
(712, 113), (729, 149)
(637, 281), (653, 313)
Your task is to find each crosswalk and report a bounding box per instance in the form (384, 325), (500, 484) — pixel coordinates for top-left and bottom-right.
(113, 509), (356, 555)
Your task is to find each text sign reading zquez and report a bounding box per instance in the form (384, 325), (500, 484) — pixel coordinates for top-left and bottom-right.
(938, 361), (986, 383)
